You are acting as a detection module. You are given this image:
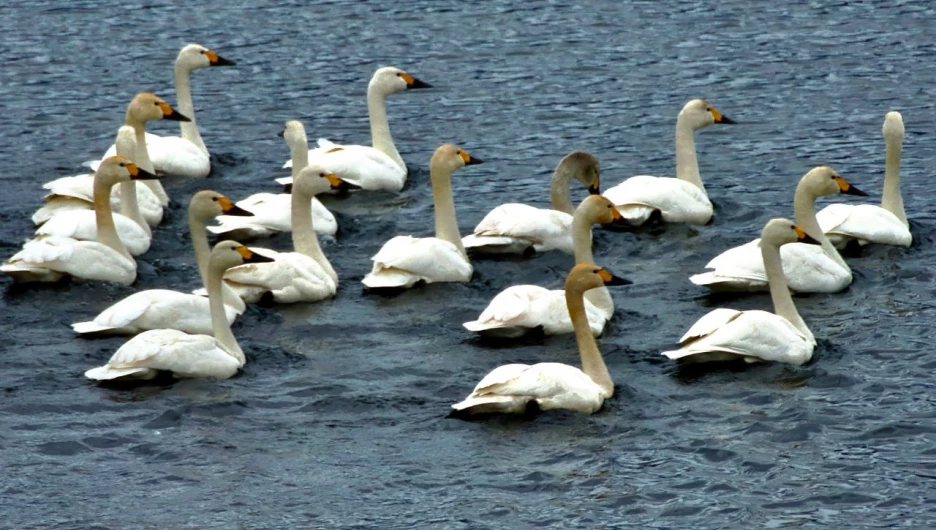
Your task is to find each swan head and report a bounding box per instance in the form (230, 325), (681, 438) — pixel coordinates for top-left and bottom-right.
(114, 125), (137, 159)
(294, 165), (361, 197)
(210, 241), (275, 272)
(679, 99), (735, 130)
(370, 66), (432, 96)
(558, 152), (601, 194)
(191, 190), (254, 221)
(883, 111), (904, 141)
(430, 144), (483, 176)
(95, 156), (159, 186)
(279, 120), (308, 149)
(576, 195), (626, 227)
(566, 263), (633, 294)
(177, 44), (235, 71)
(127, 93), (191, 123)
(760, 218), (822, 248)
(798, 166), (868, 199)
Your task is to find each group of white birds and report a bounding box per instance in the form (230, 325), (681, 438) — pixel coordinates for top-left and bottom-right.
(1, 43), (912, 417)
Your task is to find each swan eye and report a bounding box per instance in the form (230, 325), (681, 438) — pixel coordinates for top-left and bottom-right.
(211, 196), (219, 202)
(319, 173), (326, 177)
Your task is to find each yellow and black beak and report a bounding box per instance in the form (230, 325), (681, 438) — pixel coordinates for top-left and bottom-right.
(835, 176), (869, 197)
(235, 245), (275, 264)
(793, 226), (822, 246)
(157, 101), (191, 122)
(324, 173), (363, 192)
(205, 50), (235, 67)
(458, 150), (483, 166)
(597, 267), (633, 286)
(400, 72), (432, 89)
(609, 205), (632, 228)
(710, 107), (737, 124)
(218, 197), (253, 217)
(588, 177), (600, 195)
(126, 163), (160, 180)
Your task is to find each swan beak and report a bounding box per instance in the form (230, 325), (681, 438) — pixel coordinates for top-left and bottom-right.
(836, 177), (869, 196)
(324, 173), (363, 191)
(710, 107), (736, 124)
(609, 205), (631, 227)
(458, 150), (483, 166)
(219, 197), (254, 217)
(236, 246), (275, 264)
(126, 163), (160, 180)
(400, 72), (432, 89)
(158, 101), (191, 122)
(597, 268), (633, 286)
(588, 178), (600, 195)
(277, 128), (285, 138)
(794, 226), (822, 246)
(205, 50), (235, 66)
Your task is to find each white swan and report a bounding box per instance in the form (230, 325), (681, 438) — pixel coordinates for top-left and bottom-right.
(690, 167), (868, 293)
(362, 144), (482, 289)
(817, 111), (911, 248)
(461, 152), (601, 255)
(602, 99), (736, 225)
(37, 126), (152, 256)
(220, 165), (355, 304)
(451, 263), (632, 416)
(93, 44), (234, 178)
(279, 66), (432, 192)
(33, 93), (190, 225)
(84, 241), (273, 381)
(71, 191), (254, 335)
(2, 156), (159, 285)
(664, 219), (819, 365)
(208, 120), (354, 240)
(463, 195), (628, 338)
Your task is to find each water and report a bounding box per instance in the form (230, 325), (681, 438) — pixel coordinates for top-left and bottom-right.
(2, 1), (935, 528)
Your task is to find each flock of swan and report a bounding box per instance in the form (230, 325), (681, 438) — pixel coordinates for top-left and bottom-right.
(2, 44), (913, 417)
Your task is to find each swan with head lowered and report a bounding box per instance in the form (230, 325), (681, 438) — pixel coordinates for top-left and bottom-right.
(71, 190), (253, 335)
(664, 219), (819, 365)
(690, 166), (868, 293)
(278, 66), (431, 192)
(816, 111), (911, 248)
(33, 93), (190, 225)
(92, 44), (235, 178)
(209, 120), (354, 240)
(362, 144), (483, 289)
(451, 263), (632, 416)
(464, 195), (629, 338)
(461, 152), (601, 255)
(218, 165), (356, 304)
(3, 156), (160, 285)
(84, 241), (273, 381)
(602, 99), (735, 225)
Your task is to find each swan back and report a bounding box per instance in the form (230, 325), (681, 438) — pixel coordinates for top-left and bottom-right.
(370, 66), (431, 96)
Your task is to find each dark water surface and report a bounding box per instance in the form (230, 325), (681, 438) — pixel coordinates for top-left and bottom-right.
(2, 1), (935, 528)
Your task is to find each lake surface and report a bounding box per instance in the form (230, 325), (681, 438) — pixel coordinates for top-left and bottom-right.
(2, 0), (935, 528)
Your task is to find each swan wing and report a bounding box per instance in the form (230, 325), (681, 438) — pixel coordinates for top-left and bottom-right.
(307, 141), (406, 191)
(464, 286), (607, 336)
(85, 330), (238, 380)
(91, 133), (209, 178)
(3, 236), (136, 285)
(223, 250), (336, 303)
(816, 203), (912, 246)
(603, 175), (712, 224)
(464, 204), (573, 253)
(36, 210), (151, 256)
(462, 362), (604, 414)
(363, 236), (472, 288)
(73, 289), (234, 336)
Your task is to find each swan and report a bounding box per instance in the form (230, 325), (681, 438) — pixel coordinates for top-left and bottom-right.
(2, 156), (159, 285)
(208, 120), (353, 240)
(278, 66), (432, 191)
(219, 165), (356, 304)
(664, 219), (819, 365)
(816, 111), (911, 248)
(36, 126), (152, 256)
(602, 99), (736, 225)
(93, 44), (234, 178)
(461, 152), (601, 255)
(451, 263), (632, 416)
(33, 93), (190, 225)
(362, 144), (483, 289)
(71, 190), (254, 335)
(689, 166), (868, 293)
(463, 195), (628, 338)
(84, 241), (273, 381)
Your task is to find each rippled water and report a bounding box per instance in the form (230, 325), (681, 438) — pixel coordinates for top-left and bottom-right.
(2, 0), (935, 528)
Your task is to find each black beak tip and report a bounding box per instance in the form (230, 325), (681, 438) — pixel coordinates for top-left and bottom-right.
(214, 57), (236, 67)
(341, 181), (363, 191)
(166, 110), (191, 122)
(606, 275), (633, 286)
(719, 115), (737, 125)
(226, 204), (255, 217)
(845, 185), (869, 197)
(588, 185), (601, 195)
(132, 169), (160, 180)
(465, 156), (484, 166)
(283, 183), (293, 193)
(277, 129), (285, 138)
(801, 233), (822, 246)
(409, 79), (432, 89)
(247, 253), (275, 264)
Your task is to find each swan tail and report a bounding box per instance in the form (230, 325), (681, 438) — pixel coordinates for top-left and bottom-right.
(362, 269), (419, 289)
(450, 395), (531, 415)
(84, 365), (156, 381)
(71, 321), (119, 335)
(689, 272), (765, 291)
(0, 263), (64, 283)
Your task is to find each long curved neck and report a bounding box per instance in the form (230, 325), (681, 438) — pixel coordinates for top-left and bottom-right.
(93, 177), (131, 260)
(290, 139), (309, 176)
(549, 166), (576, 214)
(674, 114), (704, 192)
(206, 262), (245, 365)
(119, 181), (150, 236)
(126, 114), (169, 205)
(367, 88), (405, 170)
(793, 184), (848, 271)
(431, 166), (465, 256)
(189, 210), (245, 312)
(571, 213), (613, 314)
(881, 133), (906, 226)
(762, 242), (814, 343)
(174, 63), (207, 155)
(292, 188), (337, 282)
(567, 287), (613, 398)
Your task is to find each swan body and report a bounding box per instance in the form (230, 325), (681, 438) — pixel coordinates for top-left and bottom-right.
(816, 111), (911, 248)
(72, 191), (253, 335)
(690, 167), (868, 293)
(452, 264), (632, 416)
(664, 219), (818, 365)
(464, 195), (628, 337)
(281, 67), (431, 191)
(602, 99), (735, 225)
(84, 241), (272, 381)
(362, 144), (482, 289)
(33, 173), (164, 227)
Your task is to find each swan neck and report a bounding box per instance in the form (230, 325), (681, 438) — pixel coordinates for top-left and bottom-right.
(881, 134), (907, 226)
(571, 214), (613, 314)
(793, 183), (848, 270)
(674, 115), (705, 192)
(291, 189), (337, 282)
(367, 89), (405, 170)
(188, 208), (212, 286)
(129, 120), (169, 205)
(549, 166), (576, 214)
(118, 181), (150, 235)
(93, 177), (130, 259)
(431, 165), (465, 257)
(290, 140), (309, 176)
(173, 63), (207, 154)
(762, 242), (813, 342)
(207, 260), (244, 365)
(567, 287), (613, 398)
